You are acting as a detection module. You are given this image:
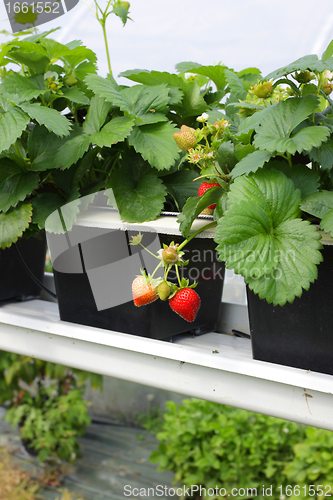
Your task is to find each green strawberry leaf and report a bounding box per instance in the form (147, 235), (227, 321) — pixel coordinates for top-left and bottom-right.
(28, 125), (67, 171)
(107, 152), (167, 222)
(231, 150), (272, 178)
(175, 61), (202, 73)
(237, 67), (262, 89)
(254, 96), (330, 154)
(301, 190), (333, 218)
(234, 143), (256, 161)
(237, 106), (272, 135)
(224, 69), (247, 99)
(119, 69), (185, 105)
(178, 187), (224, 238)
(61, 87), (90, 105)
(0, 73), (48, 101)
(176, 65), (227, 91)
(84, 74), (132, 113)
(19, 103), (72, 137)
(0, 104), (30, 152)
(0, 158), (39, 212)
(90, 116), (135, 148)
(264, 54), (326, 80)
(322, 39), (333, 61)
(216, 141), (238, 175)
(0, 203), (32, 249)
(245, 219), (322, 306)
(60, 45), (97, 70)
(269, 163), (320, 200)
(309, 136), (333, 170)
(320, 209), (333, 237)
(45, 199), (81, 234)
(216, 169), (303, 275)
(120, 84), (170, 123)
(173, 81), (208, 117)
(112, 5), (129, 25)
(214, 192), (229, 220)
(73, 61), (98, 80)
(83, 96), (112, 135)
(55, 134), (91, 170)
(215, 169), (323, 304)
(129, 121), (179, 170)
(31, 193), (65, 229)
(162, 170), (202, 211)
(6, 43), (49, 74)
(39, 38), (71, 60)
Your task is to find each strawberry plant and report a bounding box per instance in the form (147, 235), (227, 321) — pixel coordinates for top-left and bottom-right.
(0, 29), (99, 249)
(150, 399), (306, 500)
(0, 350), (102, 463)
(176, 38), (333, 307)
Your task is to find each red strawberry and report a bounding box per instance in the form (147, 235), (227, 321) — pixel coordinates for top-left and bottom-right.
(173, 125), (197, 151)
(198, 182), (221, 209)
(169, 288), (201, 322)
(132, 276), (158, 307)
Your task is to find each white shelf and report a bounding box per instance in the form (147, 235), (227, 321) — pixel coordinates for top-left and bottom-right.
(0, 298), (332, 430)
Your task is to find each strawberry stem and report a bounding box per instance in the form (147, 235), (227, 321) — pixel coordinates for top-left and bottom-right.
(175, 264), (182, 287)
(164, 263), (172, 281)
(178, 221), (217, 251)
(139, 243), (160, 259)
(150, 261), (163, 279)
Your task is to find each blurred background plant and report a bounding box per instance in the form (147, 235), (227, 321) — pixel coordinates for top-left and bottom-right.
(149, 398), (333, 500)
(0, 352), (102, 463)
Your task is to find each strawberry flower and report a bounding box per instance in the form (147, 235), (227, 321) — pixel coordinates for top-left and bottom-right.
(197, 112), (209, 122)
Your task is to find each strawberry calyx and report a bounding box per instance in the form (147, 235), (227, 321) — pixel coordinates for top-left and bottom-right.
(158, 243), (187, 267)
(168, 278), (197, 300)
(129, 232), (143, 246)
(136, 268), (163, 289)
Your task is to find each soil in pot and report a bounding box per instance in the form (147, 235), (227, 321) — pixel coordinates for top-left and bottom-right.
(247, 244), (333, 375)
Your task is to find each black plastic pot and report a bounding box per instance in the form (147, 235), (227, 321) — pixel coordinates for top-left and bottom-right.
(247, 244), (333, 375)
(48, 222), (225, 340)
(0, 233), (47, 302)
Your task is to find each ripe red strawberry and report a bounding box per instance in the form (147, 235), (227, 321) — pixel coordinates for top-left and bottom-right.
(132, 276), (158, 307)
(198, 182), (221, 209)
(173, 125), (197, 151)
(169, 288), (201, 322)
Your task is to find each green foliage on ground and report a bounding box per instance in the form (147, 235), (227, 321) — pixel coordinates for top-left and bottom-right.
(150, 398), (333, 500)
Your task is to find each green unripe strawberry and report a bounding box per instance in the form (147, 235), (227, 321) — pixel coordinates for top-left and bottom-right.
(157, 281), (172, 301)
(120, 1), (130, 10)
(173, 125), (197, 151)
(252, 81), (273, 99)
(294, 71), (312, 84)
(162, 247), (178, 264)
(321, 83), (333, 96)
(64, 75), (78, 87)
